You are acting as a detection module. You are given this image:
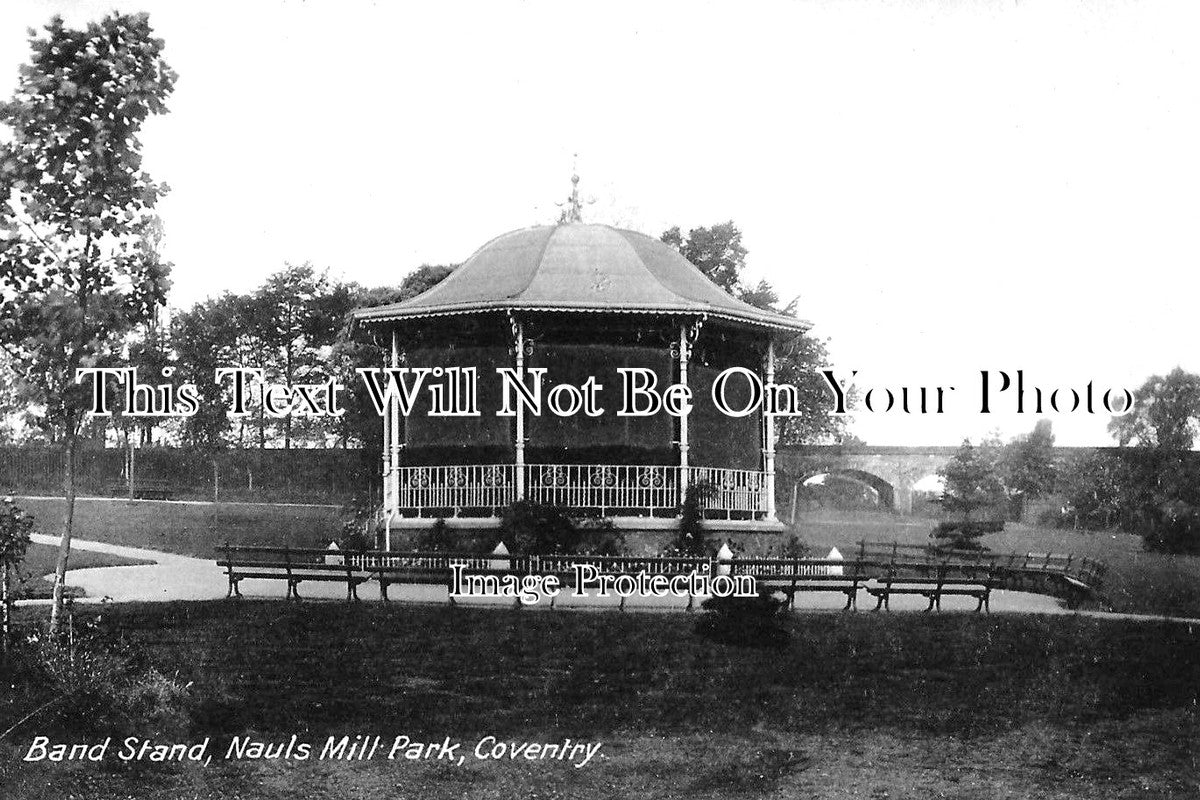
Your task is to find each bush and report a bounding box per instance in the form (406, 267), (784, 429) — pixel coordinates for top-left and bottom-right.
(930, 519), (1003, 550)
(415, 518), (454, 552)
(696, 587), (790, 649)
(670, 482), (717, 557)
(1142, 500), (1200, 555)
(12, 611), (194, 742)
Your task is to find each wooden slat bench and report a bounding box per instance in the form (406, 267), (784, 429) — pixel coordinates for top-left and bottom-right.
(733, 557), (879, 611)
(866, 562), (994, 612)
(217, 545), (371, 601)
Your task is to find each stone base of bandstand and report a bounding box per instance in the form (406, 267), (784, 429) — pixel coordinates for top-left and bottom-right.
(382, 515), (788, 557)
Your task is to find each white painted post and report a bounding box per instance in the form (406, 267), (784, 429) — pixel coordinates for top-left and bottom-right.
(513, 319), (526, 501)
(716, 541), (733, 577)
(382, 344), (392, 511)
(678, 322), (690, 505)
(389, 328), (401, 514)
(763, 340), (777, 521)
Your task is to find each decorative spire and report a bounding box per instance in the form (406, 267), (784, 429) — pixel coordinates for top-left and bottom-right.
(557, 162), (585, 224)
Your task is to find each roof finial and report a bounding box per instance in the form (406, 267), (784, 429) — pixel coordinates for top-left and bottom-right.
(557, 159), (585, 224)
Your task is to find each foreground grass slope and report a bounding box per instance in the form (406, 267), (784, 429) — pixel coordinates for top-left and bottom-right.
(2, 602), (1197, 799)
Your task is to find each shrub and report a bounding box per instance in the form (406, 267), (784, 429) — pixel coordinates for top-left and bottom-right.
(671, 482), (717, 557)
(930, 519), (1004, 550)
(415, 518), (454, 552)
(696, 587), (790, 649)
(499, 501), (583, 555)
(780, 534), (810, 559)
(14, 611), (194, 742)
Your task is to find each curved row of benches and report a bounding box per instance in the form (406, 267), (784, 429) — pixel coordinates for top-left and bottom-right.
(216, 544), (1101, 611)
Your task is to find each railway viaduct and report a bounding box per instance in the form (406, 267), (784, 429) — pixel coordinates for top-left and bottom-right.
(775, 445), (1124, 515)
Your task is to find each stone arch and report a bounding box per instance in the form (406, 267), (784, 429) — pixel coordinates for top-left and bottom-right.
(801, 468), (897, 511)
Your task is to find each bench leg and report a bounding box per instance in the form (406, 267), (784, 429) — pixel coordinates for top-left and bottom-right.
(977, 591), (990, 613)
(842, 590), (855, 611)
(379, 577), (390, 602)
(872, 593), (885, 611)
(924, 593), (936, 612)
(288, 580), (301, 601)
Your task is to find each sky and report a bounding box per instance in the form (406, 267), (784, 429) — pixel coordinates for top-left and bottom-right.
(1, 0), (1197, 447)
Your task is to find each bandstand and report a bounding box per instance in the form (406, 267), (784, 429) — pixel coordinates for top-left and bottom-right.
(352, 206), (807, 535)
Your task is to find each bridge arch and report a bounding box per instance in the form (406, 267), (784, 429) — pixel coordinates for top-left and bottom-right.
(800, 468), (897, 512)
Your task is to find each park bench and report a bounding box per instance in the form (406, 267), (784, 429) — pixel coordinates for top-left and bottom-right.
(217, 545), (372, 601)
(865, 560), (993, 612)
(732, 557), (876, 610)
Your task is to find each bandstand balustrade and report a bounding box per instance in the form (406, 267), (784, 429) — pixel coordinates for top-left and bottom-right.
(388, 462), (769, 519)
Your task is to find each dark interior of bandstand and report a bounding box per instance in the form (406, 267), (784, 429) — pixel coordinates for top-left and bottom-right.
(393, 312), (765, 471)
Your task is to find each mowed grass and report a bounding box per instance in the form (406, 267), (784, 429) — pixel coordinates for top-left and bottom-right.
(11, 542), (153, 599)
(2, 601), (1198, 799)
(797, 510), (1200, 619)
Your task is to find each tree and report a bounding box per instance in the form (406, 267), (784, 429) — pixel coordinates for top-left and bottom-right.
(1057, 449), (1124, 530)
(662, 222), (849, 443)
(172, 293), (244, 448)
(1001, 419), (1057, 514)
(933, 439), (1006, 548)
(330, 264), (455, 452)
(1, 497), (34, 656)
(0, 13), (176, 633)
(1108, 367), (1200, 450)
(661, 222), (746, 294)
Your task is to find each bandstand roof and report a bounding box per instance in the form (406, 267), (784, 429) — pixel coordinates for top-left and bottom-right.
(353, 223), (809, 333)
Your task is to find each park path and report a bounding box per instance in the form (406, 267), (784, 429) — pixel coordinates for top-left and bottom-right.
(17, 533), (1200, 624)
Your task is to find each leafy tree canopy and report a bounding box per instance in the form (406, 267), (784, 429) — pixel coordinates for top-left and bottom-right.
(1108, 367), (1200, 451)
(0, 12), (175, 632)
(661, 221), (846, 444)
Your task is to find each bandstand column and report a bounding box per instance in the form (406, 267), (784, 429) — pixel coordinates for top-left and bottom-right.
(512, 318), (526, 500)
(677, 322), (690, 504)
(762, 339), (777, 521)
(382, 340), (391, 511)
(388, 328), (402, 514)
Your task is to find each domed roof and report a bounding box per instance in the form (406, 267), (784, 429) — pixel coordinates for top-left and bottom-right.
(354, 223), (807, 332)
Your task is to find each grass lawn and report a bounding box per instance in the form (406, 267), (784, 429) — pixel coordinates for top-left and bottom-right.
(1, 601), (1197, 799)
(11, 543), (154, 599)
(797, 510), (1200, 619)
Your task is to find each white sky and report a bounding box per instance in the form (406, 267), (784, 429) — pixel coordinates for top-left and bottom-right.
(2, 0), (1197, 447)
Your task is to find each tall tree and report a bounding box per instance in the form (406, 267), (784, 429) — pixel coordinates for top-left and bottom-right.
(1107, 367), (1200, 450)
(934, 439), (1006, 548)
(173, 293), (245, 448)
(0, 13), (175, 633)
(662, 223), (848, 443)
(331, 264), (455, 452)
(661, 222), (746, 293)
(1001, 418), (1057, 507)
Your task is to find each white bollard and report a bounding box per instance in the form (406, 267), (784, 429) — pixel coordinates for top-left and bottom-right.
(826, 546), (844, 576)
(488, 541), (510, 572)
(325, 541), (343, 566)
(716, 542), (733, 577)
